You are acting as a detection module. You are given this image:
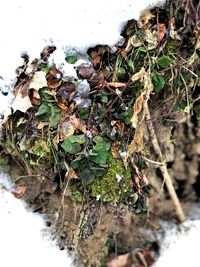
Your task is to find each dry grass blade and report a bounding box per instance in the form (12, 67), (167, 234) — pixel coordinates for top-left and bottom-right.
(145, 105), (186, 223)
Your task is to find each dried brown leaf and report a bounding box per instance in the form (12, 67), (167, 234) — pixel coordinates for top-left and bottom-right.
(131, 67), (145, 82)
(29, 71), (47, 91)
(107, 253), (131, 267)
(77, 66), (94, 79)
(131, 92), (144, 128)
(157, 23), (166, 42)
(106, 82), (126, 88)
(11, 185), (27, 199)
(138, 10), (155, 28)
(12, 82), (33, 113)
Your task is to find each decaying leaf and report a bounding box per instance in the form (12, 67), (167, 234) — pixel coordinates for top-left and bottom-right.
(46, 67), (62, 89)
(11, 185), (27, 199)
(77, 66), (94, 79)
(125, 35), (143, 52)
(107, 253), (131, 267)
(68, 169), (79, 180)
(29, 71), (47, 91)
(157, 23), (166, 42)
(106, 82), (126, 88)
(131, 67), (146, 82)
(138, 9), (155, 28)
(131, 92), (145, 128)
(12, 82), (33, 113)
(111, 141), (120, 158)
(127, 121), (145, 156)
(12, 71), (47, 113)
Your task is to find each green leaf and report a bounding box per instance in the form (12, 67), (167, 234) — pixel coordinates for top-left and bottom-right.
(50, 105), (61, 128)
(79, 108), (90, 119)
(89, 150), (109, 165)
(101, 95), (108, 103)
(93, 136), (111, 150)
(157, 55), (173, 68)
(65, 54), (78, 64)
(80, 169), (96, 185)
(61, 139), (81, 154)
(88, 136), (111, 165)
(117, 67), (127, 80)
(152, 73), (165, 92)
(35, 102), (51, 117)
(138, 46), (147, 53)
(67, 134), (86, 144)
(123, 107), (132, 125)
(71, 155), (85, 169)
(41, 66), (50, 74)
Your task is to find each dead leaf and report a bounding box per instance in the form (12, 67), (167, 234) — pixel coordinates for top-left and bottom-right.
(37, 121), (49, 130)
(107, 253), (131, 267)
(138, 9), (155, 28)
(11, 185), (27, 199)
(127, 121), (145, 155)
(58, 120), (75, 141)
(131, 92), (145, 128)
(106, 82), (126, 88)
(125, 35), (143, 52)
(77, 66), (94, 79)
(111, 141), (120, 158)
(68, 169), (78, 180)
(46, 67), (62, 89)
(131, 67), (146, 82)
(157, 23), (166, 42)
(12, 82), (33, 113)
(29, 71), (47, 91)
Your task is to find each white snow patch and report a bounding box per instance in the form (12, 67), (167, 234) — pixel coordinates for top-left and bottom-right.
(116, 174), (123, 182)
(153, 217), (200, 267)
(0, 0), (164, 90)
(0, 169), (75, 267)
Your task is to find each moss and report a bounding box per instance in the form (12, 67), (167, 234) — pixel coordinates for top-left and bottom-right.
(68, 180), (84, 203)
(91, 156), (132, 202)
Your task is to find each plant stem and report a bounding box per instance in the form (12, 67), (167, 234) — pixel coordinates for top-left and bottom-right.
(146, 105), (186, 222)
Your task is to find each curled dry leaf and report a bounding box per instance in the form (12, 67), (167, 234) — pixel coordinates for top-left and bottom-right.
(12, 71), (47, 113)
(107, 253), (132, 267)
(29, 71), (47, 91)
(131, 92), (144, 128)
(106, 82), (126, 88)
(127, 121), (145, 156)
(46, 67), (62, 89)
(157, 23), (166, 42)
(68, 169), (78, 180)
(11, 185), (27, 199)
(131, 67), (146, 82)
(111, 141), (120, 158)
(77, 66), (94, 79)
(138, 9), (155, 28)
(12, 82), (33, 113)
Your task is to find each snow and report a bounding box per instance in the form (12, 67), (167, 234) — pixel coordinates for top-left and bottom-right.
(153, 218), (200, 267)
(0, 0), (164, 117)
(0, 169), (75, 267)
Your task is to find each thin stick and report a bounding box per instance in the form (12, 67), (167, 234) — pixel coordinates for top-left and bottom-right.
(146, 105), (186, 222)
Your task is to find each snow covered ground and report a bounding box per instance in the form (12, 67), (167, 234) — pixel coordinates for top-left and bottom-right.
(1, 1), (200, 267)
(0, 169), (75, 267)
(153, 217), (200, 267)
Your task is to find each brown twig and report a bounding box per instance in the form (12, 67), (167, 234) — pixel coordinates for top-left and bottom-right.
(146, 105), (186, 222)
